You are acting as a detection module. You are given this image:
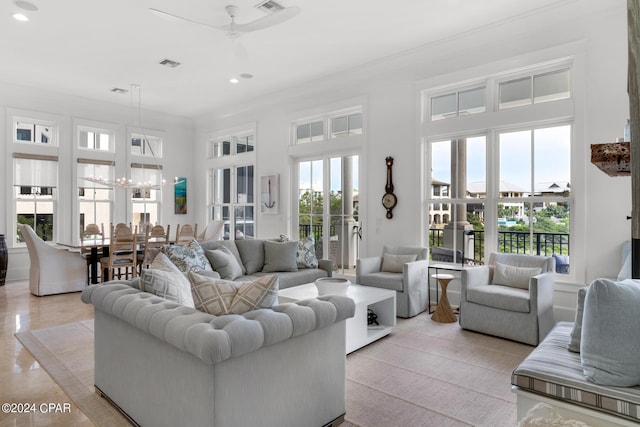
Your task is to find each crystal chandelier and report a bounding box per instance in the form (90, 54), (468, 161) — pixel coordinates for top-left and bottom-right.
(82, 84), (182, 189)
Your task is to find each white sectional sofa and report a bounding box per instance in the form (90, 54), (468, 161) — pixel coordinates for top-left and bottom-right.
(199, 238), (333, 289)
(82, 283), (355, 427)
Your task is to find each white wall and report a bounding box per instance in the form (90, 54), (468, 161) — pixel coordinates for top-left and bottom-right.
(0, 82), (194, 281)
(192, 1), (630, 320)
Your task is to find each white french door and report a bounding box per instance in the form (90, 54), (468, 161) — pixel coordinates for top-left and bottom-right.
(296, 154), (360, 275)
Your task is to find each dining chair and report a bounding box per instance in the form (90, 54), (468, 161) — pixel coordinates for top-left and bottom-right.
(139, 224), (170, 270)
(175, 224), (197, 246)
(80, 223), (105, 284)
(100, 224), (137, 282)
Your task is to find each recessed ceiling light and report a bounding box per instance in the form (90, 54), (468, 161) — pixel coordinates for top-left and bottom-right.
(240, 73), (254, 79)
(12, 13), (29, 21)
(229, 78), (239, 84)
(15, 1), (38, 12)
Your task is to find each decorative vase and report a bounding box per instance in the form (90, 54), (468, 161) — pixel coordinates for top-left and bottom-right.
(0, 234), (7, 286)
(314, 278), (351, 295)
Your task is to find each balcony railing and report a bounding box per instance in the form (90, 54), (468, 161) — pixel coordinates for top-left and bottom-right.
(428, 228), (569, 266)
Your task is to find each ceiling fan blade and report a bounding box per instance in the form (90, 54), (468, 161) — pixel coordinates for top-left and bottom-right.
(149, 8), (218, 30)
(235, 6), (301, 33)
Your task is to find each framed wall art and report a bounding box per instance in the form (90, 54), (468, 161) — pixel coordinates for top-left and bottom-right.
(174, 177), (187, 214)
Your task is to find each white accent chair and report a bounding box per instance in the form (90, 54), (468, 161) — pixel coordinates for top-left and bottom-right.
(197, 220), (224, 242)
(18, 224), (86, 296)
(459, 252), (556, 345)
(356, 245), (429, 318)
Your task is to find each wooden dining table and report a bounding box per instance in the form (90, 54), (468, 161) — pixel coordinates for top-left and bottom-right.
(57, 238), (111, 285)
(57, 236), (173, 284)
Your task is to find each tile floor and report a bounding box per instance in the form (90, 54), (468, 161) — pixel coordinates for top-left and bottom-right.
(0, 280), (95, 427)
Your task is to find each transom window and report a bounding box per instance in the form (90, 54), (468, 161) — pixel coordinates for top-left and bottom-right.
(131, 133), (162, 157)
(78, 126), (113, 151)
(498, 68), (570, 109)
(14, 118), (57, 146)
(294, 108), (363, 144)
(296, 121), (324, 144)
(209, 133), (255, 158)
(430, 86), (486, 121)
(330, 113), (362, 138)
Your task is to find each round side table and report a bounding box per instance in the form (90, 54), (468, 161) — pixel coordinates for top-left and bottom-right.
(431, 273), (457, 323)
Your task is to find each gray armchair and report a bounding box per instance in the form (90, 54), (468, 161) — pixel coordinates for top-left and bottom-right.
(459, 252), (555, 345)
(356, 245), (429, 318)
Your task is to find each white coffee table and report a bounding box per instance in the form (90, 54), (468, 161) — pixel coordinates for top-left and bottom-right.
(278, 282), (396, 354)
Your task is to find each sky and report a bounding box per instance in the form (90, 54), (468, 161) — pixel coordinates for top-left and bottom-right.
(298, 156), (359, 194)
(432, 124), (571, 193)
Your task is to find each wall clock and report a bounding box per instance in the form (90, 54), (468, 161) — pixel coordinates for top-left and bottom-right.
(382, 156), (397, 219)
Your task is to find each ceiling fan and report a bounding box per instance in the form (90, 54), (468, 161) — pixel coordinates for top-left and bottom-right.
(149, 3), (301, 39)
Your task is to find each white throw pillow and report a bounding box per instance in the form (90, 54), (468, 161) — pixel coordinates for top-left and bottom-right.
(140, 252), (195, 308)
(381, 253), (417, 273)
(491, 262), (541, 290)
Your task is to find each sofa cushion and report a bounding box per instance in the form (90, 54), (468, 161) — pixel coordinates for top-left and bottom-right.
(381, 253), (417, 273)
(189, 272), (279, 315)
(205, 246), (244, 280)
(358, 272), (404, 292)
(581, 278), (640, 386)
(491, 262), (540, 290)
(297, 235), (319, 269)
(263, 241), (298, 273)
(162, 239), (212, 273)
(140, 252), (195, 308)
(467, 284), (530, 313)
(383, 245), (428, 260)
(199, 240), (246, 275)
(235, 239), (265, 274)
(567, 286), (588, 353)
(253, 269), (329, 290)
